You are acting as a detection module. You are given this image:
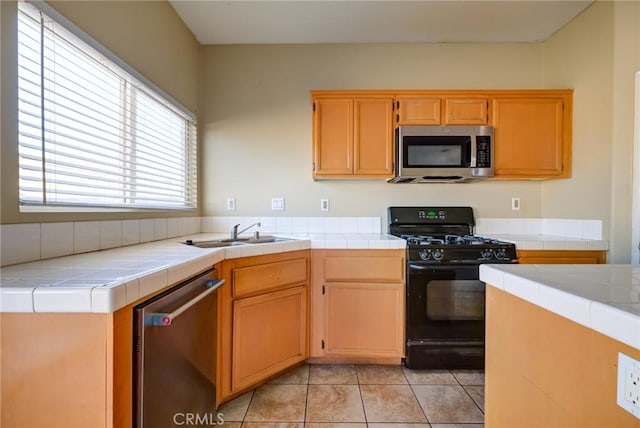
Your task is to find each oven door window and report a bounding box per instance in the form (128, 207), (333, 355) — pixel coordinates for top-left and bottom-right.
(426, 279), (484, 321)
(404, 135), (471, 168)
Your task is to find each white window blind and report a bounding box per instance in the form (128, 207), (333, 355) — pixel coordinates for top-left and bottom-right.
(17, 1), (197, 210)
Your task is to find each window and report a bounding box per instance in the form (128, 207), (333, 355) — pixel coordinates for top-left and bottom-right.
(17, 1), (197, 210)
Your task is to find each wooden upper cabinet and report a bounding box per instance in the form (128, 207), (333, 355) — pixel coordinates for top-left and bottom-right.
(313, 98), (353, 175)
(312, 93), (394, 178)
(396, 97), (441, 125)
(492, 93), (572, 178)
(312, 89), (573, 180)
(444, 98), (489, 125)
(354, 98), (394, 176)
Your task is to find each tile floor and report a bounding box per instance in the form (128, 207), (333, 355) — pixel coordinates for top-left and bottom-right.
(218, 364), (484, 428)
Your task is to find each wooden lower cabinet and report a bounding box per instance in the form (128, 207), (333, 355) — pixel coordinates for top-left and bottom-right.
(0, 306), (133, 428)
(310, 249), (405, 363)
(218, 250), (310, 405)
(485, 286), (639, 426)
(517, 250), (606, 264)
(324, 282), (404, 358)
(232, 286), (307, 391)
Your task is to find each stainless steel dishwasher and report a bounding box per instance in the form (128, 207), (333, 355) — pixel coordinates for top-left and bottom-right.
(133, 268), (224, 428)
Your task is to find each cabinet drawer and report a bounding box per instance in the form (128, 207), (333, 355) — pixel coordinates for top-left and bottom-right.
(233, 258), (308, 297)
(323, 253), (405, 282)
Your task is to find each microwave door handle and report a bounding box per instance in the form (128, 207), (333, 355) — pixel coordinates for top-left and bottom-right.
(470, 136), (477, 168)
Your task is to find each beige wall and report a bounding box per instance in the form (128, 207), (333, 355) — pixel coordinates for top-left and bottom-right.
(0, 1), (201, 224)
(201, 43), (545, 220)
(542, 1), (640, 262)
(2, 1), (639, 261)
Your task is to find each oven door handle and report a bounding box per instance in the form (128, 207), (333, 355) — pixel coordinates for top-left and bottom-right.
(408, 263), (438, 271)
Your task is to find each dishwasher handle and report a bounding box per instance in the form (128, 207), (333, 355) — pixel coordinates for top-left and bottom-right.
(146, 278), (225, 326)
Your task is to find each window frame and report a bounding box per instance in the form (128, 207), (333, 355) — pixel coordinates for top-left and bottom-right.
(16, 0), (198, 212)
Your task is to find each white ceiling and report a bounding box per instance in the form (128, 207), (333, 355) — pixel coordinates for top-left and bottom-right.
(169, 0), (594, 45)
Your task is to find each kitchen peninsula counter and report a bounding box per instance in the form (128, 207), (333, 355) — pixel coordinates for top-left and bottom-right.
(480, 263), (640, 427)
(0, 233), (405, 313)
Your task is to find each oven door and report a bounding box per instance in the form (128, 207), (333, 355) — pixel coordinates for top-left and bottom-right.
(406, 262), (484, 343)
(405, 262), (486, 369)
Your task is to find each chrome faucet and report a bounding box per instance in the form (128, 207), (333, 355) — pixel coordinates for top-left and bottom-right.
(230, 222), (261, 239)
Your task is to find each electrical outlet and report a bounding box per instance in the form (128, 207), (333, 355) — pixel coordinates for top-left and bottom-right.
(511, 197), (521, 211)
(271, 197), (285, 211)
(626, 368), (640, 407)
(617, 352), (640, 418)
(226, 198), (236, 211)
(320, 198), (330, 212)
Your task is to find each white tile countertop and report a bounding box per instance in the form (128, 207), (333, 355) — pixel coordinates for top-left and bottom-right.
(480, 264), (640, 350)
(0, 233), (405, 313)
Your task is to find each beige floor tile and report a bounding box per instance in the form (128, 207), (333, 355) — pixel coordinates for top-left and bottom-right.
(367, 424), (431, 428)
(356, 365), (407, 384)
(309, 364), (358, 384)
(220, 422), (243, 428)
(241, 423), (303, 428)
(402, 368), (458, 385)
(451, 370), (484, 386)
(412, 385), (484, 424)
(430, 425), (483, 428)
(464, 385), (484, 412)
(244, 384), (307, 422)
(305, 424), (367, 428)
(360, 385), (427, 423)
(218, 391), (254, 421)
(268, 364), (310, 384)
(305, 385), (366, 422)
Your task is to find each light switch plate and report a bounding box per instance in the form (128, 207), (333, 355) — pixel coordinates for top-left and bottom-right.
(271, 197), (285, 211)
(617, 352), (640, 418)
(320, 198), (329, 212)
(226, 198), (236, 211)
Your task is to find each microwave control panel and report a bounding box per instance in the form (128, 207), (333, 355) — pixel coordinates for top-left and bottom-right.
(475, 136), (491, 168)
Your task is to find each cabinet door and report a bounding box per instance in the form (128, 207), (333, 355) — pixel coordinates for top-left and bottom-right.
(445, 98), (488, 124)
(396, 97), (441, 125)
(232, 286), (307, 391)
(324, 282), (404, 358)
(354, 98), (394, 176)
(493, 98), (567, 177)
(313, 98), (353, 176)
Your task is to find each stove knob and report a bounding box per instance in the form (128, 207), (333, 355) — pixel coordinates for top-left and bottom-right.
(419, 249), (431, 260)
(495, 248), (507, 260)
(480, 249), (493, 260)
(432, 249), (444, 261)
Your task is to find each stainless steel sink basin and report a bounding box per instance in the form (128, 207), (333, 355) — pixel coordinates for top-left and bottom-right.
(182, 235), (290, 248)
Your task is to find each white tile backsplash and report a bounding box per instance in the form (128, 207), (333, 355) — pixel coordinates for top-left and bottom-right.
(122, 220), (140, 246)
(581, 220), (603, 240)
(0, 215), (602, 267)
(41, 222), (74, 259)
(1, 224), (41, 267)
(476, 217), (603, 240)
(308, 217), (325, 233)
(324, 217), (341, 233)
(139, 219), (155, 243)
(101, 221), (123, 250)
(167, 218), (179, 237)
(154, 218), (168, 240)
(340, 217), (358, 233)
(74, 221), (101, 254)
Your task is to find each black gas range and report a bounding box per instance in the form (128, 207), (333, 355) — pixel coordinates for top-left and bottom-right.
(389, 206), (517, 369)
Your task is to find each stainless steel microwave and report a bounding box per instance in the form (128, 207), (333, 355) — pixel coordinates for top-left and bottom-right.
(389, 125), (494, 183)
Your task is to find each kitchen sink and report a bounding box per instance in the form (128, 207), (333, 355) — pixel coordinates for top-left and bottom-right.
(182, 236), (290, 248)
